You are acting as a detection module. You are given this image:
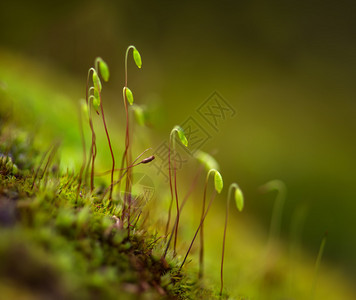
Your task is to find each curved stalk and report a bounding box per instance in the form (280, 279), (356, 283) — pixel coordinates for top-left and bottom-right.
(171, 134), (180, 256)
(220, 183), (243, 296)
(119, 45), (135, 225)
(98, 90), (115, 201)
(95, 148), (152, 177)
(165, 136), (174, 237)
(84, 68), (97, 192)
(76, 105), (86, 202)
(165, 126), (187, 256)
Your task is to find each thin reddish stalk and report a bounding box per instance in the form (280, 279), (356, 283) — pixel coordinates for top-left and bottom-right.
(119, 95), (129, 216)
(99, 92), (115, 200)
(199, 176), (209, 279)
(220, 191), (230, 295)
(165, 140), (174, 237)
(124, 95), (132, 235)
(179, 190), (217, 273)
(90, 134), (97, 192)
(163, 166), (203, 258)
(84, 69), (97, 192)
(173, 153), (179, 256)
(76, 106), (86, 201)
(95, 148), (152, 176)
(120, 47), (134, 222)
(102, 154), (154, 200)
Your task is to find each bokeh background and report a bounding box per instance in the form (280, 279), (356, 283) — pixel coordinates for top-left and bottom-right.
(1, 0), (356, 295)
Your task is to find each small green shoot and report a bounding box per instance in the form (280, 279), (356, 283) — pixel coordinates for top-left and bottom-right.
(119, 45), (142, 233)
(214, 171), (223, 194)
(84, 67), (99, 192)
(133, 48), (142, 68)
(125, 87), (134, 105)
(175, 126), (188, 147)
(92, 70), (102, 92)
(95, 57), (110, 82)
(220, 183), (244, 296)
(93, 58), (115, 201)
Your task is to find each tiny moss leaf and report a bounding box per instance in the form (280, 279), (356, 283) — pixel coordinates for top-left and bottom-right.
(94, 88), (100, 100)
(92, 70), (102, 92)
(133, 48), (142, 68)
(174, 126), (188, 147)
(234, 187), (244, 211)
(214, 170), (223, 193)
(125, 87), (134, 105)
(92, 95), (100, 111)
(98, 59), (110, 82)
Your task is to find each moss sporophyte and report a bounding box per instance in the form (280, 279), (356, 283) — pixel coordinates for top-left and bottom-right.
(119, 46), (142, 236)
(164, 125), (188, 257)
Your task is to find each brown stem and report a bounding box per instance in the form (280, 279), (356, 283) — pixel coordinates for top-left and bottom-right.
(76, 106), (86, 201)
(95, 149), (152, 177)
(83, 117), (96, 192)
(99, 91), (115, 201)
(90, 132), (97, 192)
(199, 173), (210, 279)
(220, 185), (233, 296)
(102, 153), (154, 200)
(179, 190), (217, 273)
(119, 93), (129, 215)
(163, 166), (203, 258)
(84, 69), (97, 192)
(173, 152), (179, 256)
(165, 139), (174, 238)
(125, 97), (132, 236)
(120, 47), (134, 222)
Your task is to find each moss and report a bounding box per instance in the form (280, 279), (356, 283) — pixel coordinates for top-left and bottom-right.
(0, 121), (214, 299)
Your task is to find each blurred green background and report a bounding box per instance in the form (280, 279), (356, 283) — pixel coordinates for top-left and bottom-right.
(1, 0), (355, 286)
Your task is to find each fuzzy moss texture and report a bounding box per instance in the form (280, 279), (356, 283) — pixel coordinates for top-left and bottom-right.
(0, 99), (219, 300)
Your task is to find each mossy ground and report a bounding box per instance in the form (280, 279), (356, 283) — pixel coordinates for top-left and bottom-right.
(1, 51), (356, 300)
(0, 117), (220, 299)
